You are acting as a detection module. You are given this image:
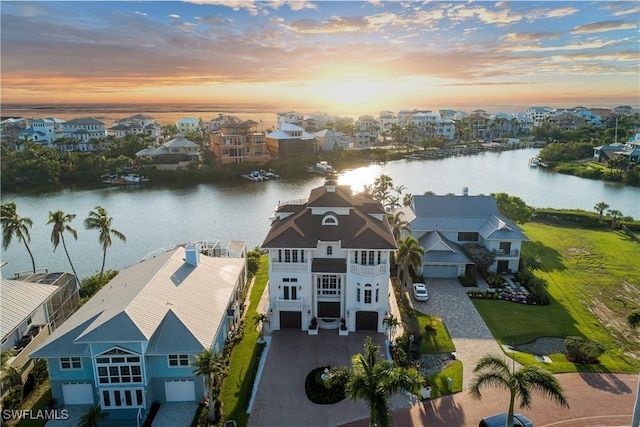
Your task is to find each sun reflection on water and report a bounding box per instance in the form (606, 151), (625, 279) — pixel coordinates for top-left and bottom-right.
(337, 164), (386, 194)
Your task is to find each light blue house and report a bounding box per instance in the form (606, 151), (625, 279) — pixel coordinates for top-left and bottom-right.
(400, 193), (530, 278)
(31, 241), (247, 426)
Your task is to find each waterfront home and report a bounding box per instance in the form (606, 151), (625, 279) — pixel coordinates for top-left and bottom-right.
(209, 117), (270, 165)
(312, 129), (354, 151)
(62, 117), (107, 142)
(525, 107), (553, 128)
(262, 178), (396, 334)
(31, 241), (247, 426)
(265, 123), (317, 159)
(136, 133), (201, 169)
(398, 192), (529, 278)
(276, 111), (304, 127)
(17, 118), (65, 144)
(176, 117), (200, 133)
(108, 114), (161, 140)
(593, 134), (640, 167)
(1, 272), (80, 382)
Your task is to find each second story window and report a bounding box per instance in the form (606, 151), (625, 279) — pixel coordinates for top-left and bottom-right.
(60, 357), (82, 370)
(168, 354), (190, 367)
(327, 246), (333, 256)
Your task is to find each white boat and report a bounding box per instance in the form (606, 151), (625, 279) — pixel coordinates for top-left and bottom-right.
(101, 173), (150, 185)
(529, 156), (540, 167)
(306, 161), (334, 174)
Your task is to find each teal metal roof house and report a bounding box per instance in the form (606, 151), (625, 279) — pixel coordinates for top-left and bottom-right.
(31, 241), (247, 426)
(401, 194), (529, 278)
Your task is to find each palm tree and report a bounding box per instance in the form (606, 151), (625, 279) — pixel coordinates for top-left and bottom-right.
(192, 349), (227, 422)
(627, 311), (640, 329)
(47, 210), (79, 282)
(470, 355), (569, 427)
(607, 209), (623, 229)
(77, 405), (107, 427)
(395, 236), (425, 284)
(594, 202), (609, 222)
(1, 202), (36, 273)
(84, 206), (126, 282)
(387, 212), (410, 243)
(329, 336), (423, 427)
(382, 313), (402, 344)
(253, 312), (269, 343)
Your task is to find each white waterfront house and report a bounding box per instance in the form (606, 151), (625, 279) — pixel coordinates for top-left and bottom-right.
(176, 117), (200, 133)
(62, 117), (107, 142)
(262, 178), (397, 334)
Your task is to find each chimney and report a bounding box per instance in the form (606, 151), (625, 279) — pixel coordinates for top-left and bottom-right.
(462, 187), (469, 196)
(185, 243), (200, 267)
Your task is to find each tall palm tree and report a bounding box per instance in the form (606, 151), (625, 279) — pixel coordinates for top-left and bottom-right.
(470, 355), (569, 427)
(594, 202), (609, 222)
(329, 337), (423, 427)
(47, 210), (79, 282)
(84, 206), (126, 282)
(1, 202), (36, 273)
(387, 211), (410, 243)
(192, 349), (227, 422)
(395, 235), (425, 284)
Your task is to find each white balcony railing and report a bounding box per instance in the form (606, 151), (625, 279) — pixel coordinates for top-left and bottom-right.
(494, 249), (520, 257)
(350, 264), (387, 276)
(275, 298), (303, 311)
(271, 262), (308, 273)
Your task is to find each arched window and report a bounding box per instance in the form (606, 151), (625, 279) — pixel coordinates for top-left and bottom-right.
(327, 246), (333, 255)
(322, 214), (338, 226)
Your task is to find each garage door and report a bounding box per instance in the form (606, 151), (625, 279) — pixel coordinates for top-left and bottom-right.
(424, 265), (458, 278)
(165, 380), (195, 402)
(62, 383), (94, 405)
(279, 311), (302, 329)
(355, 311), (378, 331)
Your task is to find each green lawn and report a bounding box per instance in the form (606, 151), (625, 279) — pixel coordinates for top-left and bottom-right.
(219, 257), (269, 427)
(424, 360), (463, 399)
(474, 222), (640, 373)
(415, 312), (456, 354)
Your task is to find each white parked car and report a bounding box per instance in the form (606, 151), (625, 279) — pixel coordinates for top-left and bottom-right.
(412, 283), (428, 302)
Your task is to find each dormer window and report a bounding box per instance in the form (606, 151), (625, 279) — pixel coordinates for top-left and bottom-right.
(322, 214), (338, 226)
(327, 246), (333, 256)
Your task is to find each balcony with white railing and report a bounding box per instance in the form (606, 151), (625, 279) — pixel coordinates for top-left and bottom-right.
(350, 263), (387, 276)
(9, 325), (50, 380)
(275, 298), (303, 311)
(271, 262), (308, 273)
(494, 249), (520, 258)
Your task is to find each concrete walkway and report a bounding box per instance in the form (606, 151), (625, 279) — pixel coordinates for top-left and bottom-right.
(410, 278), (518, 388)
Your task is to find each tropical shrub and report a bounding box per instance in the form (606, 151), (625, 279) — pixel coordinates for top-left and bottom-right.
(462, 244), (496, 275)
(564, 336), (605, 364)
(458, 273), (477, 287)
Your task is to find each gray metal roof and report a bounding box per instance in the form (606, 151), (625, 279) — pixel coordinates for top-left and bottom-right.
(1, 279), (59, 340)
(32, 247), (244, 357)
(419, 231), (471, 264)
(410, 195), (528, 241)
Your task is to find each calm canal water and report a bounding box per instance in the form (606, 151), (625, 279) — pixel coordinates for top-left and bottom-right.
(2, 148), (638, 279)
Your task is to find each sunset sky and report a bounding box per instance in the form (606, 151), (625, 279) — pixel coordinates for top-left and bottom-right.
(1, 1), (639, 114)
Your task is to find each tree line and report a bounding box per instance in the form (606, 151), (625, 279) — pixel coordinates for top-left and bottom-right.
(1, 202), (125, 283)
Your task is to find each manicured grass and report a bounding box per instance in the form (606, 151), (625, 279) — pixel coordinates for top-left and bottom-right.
(474, 223), (640, 373)
(219, 256), (269, 427)
(15, 385), (51, 427)
(424, 360), (463, 399)
(415, 312), (456, 354)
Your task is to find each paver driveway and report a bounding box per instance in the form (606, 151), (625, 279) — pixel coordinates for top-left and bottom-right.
(410, 279), (512, 388)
